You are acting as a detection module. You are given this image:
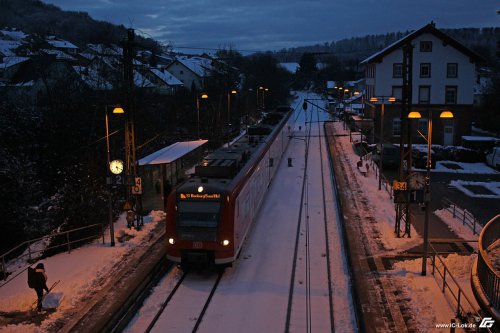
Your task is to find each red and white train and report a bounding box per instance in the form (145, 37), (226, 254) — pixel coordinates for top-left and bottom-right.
(165, 105), (295, 266)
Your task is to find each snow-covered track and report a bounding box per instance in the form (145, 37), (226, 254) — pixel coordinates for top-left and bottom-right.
(285, 99), (335, 333)
(145, 270), (224, 333)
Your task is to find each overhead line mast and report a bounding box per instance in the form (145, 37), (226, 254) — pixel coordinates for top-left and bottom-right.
(395, 42), (413, 237)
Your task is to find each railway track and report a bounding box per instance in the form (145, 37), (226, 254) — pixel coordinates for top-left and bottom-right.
(285, 98), (335, 332)
(143, 269), (224, 333)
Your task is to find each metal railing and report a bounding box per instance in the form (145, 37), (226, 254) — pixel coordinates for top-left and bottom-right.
(429, 242), (493, 332)
(1, 223), (105, 287)
(442, 197), (481, 235)
(476, 214), (500, 316)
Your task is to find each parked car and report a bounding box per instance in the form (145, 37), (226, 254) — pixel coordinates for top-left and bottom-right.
(372, 143), (400, 168)
(485, 147), (500, 170)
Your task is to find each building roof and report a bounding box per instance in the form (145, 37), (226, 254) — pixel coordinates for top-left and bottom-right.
(138, 140), (208, 165)
(0, 39), (22, 56)
(0, 56), (29, 69)
(0, 29), (28, 41)
(150, 68), (183, 86)
(360, 22), (482, 65)
(174, 55), (213, 77)
(41, 49), (76, 61)
(46, 38), (78, 50)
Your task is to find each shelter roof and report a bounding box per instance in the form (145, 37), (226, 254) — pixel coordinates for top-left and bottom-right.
(138, 140), (208, 165)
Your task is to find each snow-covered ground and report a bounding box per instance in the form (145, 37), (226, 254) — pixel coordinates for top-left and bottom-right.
(125, 91), (357, 332)
(0, 212), (164, 332)
(0, 91), (494, 333)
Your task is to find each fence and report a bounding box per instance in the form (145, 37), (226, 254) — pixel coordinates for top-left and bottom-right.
(429, 242), (493, 332)
(441, 197), (481, 235)
(476, 214), (500, 318)
(0, 223), (105, 287)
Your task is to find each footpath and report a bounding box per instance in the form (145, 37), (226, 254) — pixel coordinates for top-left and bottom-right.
(326, 119), (482, 332)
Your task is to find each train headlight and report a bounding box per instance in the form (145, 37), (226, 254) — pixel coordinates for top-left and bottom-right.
(168, 238), (175, 245)
(222, 239), (230, 246)
(198, 186), (204, 193)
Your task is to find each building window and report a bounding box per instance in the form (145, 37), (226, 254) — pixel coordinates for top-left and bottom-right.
(447, 63), (458, 78)
(393, 63), (402, 78)
(420, 41), (432, 52)
(445, 86), (457, 104)
(420, 63), (431, 78)
(418, 86), (431, 104)
(393, 118), (401, 136)
(392, 86), (402, 101)
(418, 118), (428, 136)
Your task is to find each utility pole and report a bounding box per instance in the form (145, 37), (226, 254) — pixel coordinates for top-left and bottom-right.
(395, 42), (413, 238)
(122, 28), (143, 229)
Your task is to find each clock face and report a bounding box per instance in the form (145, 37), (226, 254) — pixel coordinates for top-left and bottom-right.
(409, 172), (425, 190)
(110, 159), (124, 175)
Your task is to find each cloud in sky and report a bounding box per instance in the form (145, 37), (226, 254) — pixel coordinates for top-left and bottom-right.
(43, 0), (499, 51)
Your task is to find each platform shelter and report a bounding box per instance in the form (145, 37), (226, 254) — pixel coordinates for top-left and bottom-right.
(138, 140), (208, 212)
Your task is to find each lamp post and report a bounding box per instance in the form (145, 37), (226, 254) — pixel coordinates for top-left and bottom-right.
(105, 105), (124, 247)
(263, 88), (269, 109)
(227, 89), (237, 147)
(196, 93), (208, 139)
(408, 109), (454, 276)
(257, 86), (264, 110)
(370, 96), (396, 190)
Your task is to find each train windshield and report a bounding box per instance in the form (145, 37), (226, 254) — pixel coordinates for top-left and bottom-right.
(177, 201), (220, 228)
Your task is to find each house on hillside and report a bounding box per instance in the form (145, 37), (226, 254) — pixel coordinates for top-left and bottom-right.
(361, 22), (482, 146)
(45, 36), (79, 54)
(165, 55), (214, 91)
(145, 67), (184, 94)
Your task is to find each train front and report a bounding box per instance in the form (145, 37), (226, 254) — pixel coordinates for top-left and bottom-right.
(165, 180), (234, 267)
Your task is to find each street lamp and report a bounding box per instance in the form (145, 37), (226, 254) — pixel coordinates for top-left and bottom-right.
(408, 109), (454, 276)
(257, 86), (264, 109)
(227, 89), (237, 147)
(263, 88), (269, 109)
(105, 105), (125, 247)
(196, 93), (208, 139)
(370, 96), (396, 190)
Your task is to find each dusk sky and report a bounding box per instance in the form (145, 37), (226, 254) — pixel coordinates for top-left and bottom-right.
(43, 0), (499, 52)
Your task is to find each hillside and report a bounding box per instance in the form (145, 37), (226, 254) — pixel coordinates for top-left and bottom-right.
(0, 0), (158, 48)
(276, 27), (500, 64)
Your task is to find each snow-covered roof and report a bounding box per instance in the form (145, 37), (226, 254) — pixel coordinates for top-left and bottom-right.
(150, 68), (183, 86)
(361, 23), (481, 65)
(279, 62), (299, 73)
(41, 49), (76, 61)
(134, 71), (155, 88)
(175, 56), (213, 77)
(79, 52), (95, 61)
(138, 140), (208, 165)
(0, 39), (22, 56)
(0, 56), (29, 69)
(0, 29), (27, 41)
(46, 39), (78, 50)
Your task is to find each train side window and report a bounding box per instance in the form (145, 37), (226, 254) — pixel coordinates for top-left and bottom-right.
(269, 157), (274, 167)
